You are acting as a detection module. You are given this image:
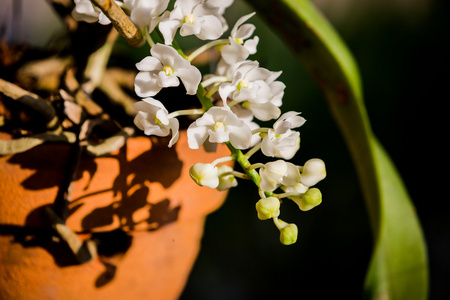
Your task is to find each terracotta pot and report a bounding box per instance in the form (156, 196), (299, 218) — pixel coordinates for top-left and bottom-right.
(0, 130), (232, 300)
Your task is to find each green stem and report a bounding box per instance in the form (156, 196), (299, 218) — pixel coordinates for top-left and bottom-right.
(144, 25), (155, 47)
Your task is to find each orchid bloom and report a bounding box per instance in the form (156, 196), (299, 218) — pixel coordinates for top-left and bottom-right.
(218, 61), (284, 121)
(123, 0), (169, 32)
(219, 60), (273, 103)
(261, 111), (306, 159)
(189, 163), (219, 188)
(134, 43), (201, 97)
(259, 160), (300, 192)
(221, 12), (259, 65)
(71, 0), (111, 25)
(132, 98), (179, 147)
(187, 106), (252, 150)
(159, 0), (226, 45)
(217, 165), (238, 191)
(300, 158), (327, 187)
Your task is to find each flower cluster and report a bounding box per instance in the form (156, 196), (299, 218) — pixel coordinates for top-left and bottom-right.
(72, 0), (326, 245)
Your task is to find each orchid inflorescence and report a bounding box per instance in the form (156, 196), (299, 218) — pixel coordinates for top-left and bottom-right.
(73, 0), (326, 245)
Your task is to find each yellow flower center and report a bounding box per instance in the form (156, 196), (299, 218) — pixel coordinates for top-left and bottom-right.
(184, 14), (195, 24)
(154, 115), (163, 125)
(237, 79), (249, 90)
(214, 121), (225, 131)
(163, 65), (174, 76)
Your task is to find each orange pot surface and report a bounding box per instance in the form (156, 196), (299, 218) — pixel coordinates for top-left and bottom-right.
(0, 131), (233, 300)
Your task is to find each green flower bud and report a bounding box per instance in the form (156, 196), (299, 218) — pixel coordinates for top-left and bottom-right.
(279, 223), (298, 245)
(295, 188), (322, 211)
(255, 197), (280, 220)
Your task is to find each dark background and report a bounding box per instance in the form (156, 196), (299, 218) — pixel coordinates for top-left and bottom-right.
(180, 0), (449, 299)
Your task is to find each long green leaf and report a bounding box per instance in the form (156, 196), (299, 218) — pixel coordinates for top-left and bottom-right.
(245, 0), (428, 298)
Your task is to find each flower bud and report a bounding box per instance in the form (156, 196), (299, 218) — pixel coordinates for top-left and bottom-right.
(295, 188), (322, 211)
(217, 165), (238, 191)
(189, 163), (219, 189)
(255, 197), (280, 220)
(279, 222), (298, 245)
(300, 158), (326, 187)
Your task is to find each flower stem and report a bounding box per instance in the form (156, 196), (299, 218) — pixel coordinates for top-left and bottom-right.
(251, 128), (270, 135)
(167, 108), (204, 119)
(245, 143), (262, 159)
(187, 39), (229, 62)
(201, 76), (228, 88)
(144, 25), (155, 47)
(211, 155), (235, 166)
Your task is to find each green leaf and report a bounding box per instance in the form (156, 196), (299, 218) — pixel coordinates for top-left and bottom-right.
(245, 0), (429, 298)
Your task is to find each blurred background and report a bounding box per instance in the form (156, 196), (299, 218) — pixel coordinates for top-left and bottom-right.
(1, 0), (448, 299)
(180, 0), (449, 299)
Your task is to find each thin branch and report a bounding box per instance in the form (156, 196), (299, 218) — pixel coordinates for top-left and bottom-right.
(91, 0), (143, 47)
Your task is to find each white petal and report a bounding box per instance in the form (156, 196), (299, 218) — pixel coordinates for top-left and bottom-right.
(189, 163), (219, 188)
(149, 10), (170, 33)
(261, 135), (276, 157)
(177, 0), (201, 16)
(72, 1), (99, 23)
(218, 82), (237, 102)
(245, 101), (281, 121)
(228, 124), (252, 149)
(134, 72), (161, 97)
(221, 39), (249, 65)
(187, 122), (209, 149)
(231, 12), (256, 37)
(207, 128), (230, 144)
(180, 22), (202, 37)
(155, 108), (170, 125)
(159, 19), (182, 45)
(235, 23), (255, 40)
(282, 163), (301, 187)
(150, 43), (178, 67)
(157, 71), (180, 88)
(168, 118), (180, 147)
(136, 56), (162, 71)
(243, 36), (259, 54)
(98, 12), (111, 25)
(300, 159), (326, 187)
(196, 15), (224, 40)
(175, 66), (202, 95)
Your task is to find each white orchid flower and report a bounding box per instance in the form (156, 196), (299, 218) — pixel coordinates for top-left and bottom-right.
(189, 163), (219, 188)
(221, 12), (259, 65)
(217, 165), (238, 191)
(134, 43), (201, 97)
(123, 0), (170, 31)
(218, 61), (282, 108)
(71, 0), (111, 25)
(187, 106), (252, 150)
(241, 79), (285, 121)
(259, 160), (300, 192)
(261, 111), (306, 159)
(132, 98), (179, 147)
(230, 105), (261, 147)
(159, 0), (226, 45)
(204, 0), (233, 31)
(300, 158), (327, 187)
